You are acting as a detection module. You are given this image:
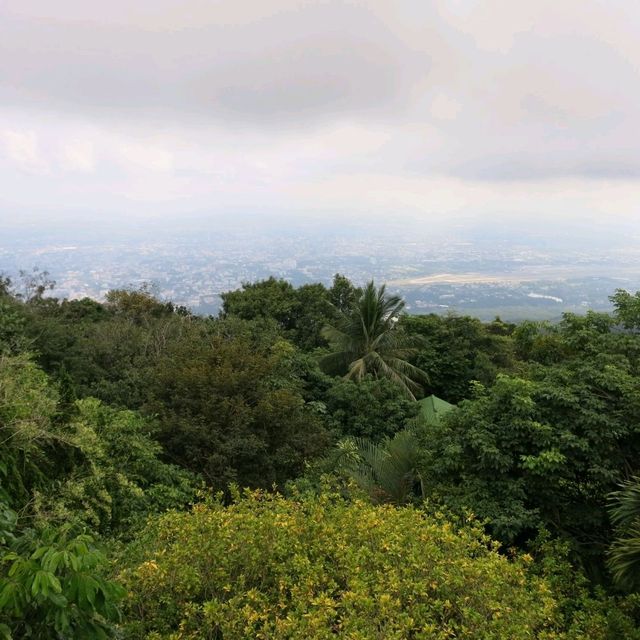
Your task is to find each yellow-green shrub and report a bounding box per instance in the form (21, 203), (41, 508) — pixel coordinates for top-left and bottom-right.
(117, 490), (602, 639)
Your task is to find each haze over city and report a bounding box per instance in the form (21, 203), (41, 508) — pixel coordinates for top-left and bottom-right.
(2, 1), (640, 317)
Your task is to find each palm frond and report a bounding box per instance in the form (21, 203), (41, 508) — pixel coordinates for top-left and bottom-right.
(328, 430), (423, 505)
(607, 476), (640, 589)
(608, 520), (640, 589)
(319, 280), (428, 397)
(609, 476), (640, 529)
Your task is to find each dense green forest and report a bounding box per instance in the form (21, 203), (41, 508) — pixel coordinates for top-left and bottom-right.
(1, 271), (640, 638)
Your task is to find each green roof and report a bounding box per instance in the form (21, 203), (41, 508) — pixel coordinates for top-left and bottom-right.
(415, 394), (455, 426)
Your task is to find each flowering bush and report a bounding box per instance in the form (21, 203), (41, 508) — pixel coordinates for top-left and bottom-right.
(119, 490), (607, 639)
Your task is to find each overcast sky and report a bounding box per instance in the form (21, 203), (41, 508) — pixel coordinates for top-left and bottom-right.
(1, 0), (640, 228)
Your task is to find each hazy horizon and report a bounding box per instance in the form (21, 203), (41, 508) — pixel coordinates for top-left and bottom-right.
(2, 1), (640, 320)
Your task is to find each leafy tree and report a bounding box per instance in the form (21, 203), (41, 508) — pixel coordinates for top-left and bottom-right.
(322, 376), (419, 440)
(327, 273), (361, 314)
(321, 281), (428, 399)
(22, 293), (190, 409)
(290, 283), (335, 349)
(403, 313), (516, 402)
(0, 355), (59, 508)
(0, 354), (198, 537)
(0, 300), (29, 356)
(221, 277), (300, 328)
(33, 399), (199, 537)
(221, 277), (340, 349)
(147, 324), (330, 492)
(105, 286), (179, 323)
(0, 509), (124, 639)
(611, 289), (640, 331)
(512, 320), (567, 365)
(424, 357), (640, 574)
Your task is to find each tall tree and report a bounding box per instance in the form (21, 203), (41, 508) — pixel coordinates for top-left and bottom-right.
(321, 281), (428, 399)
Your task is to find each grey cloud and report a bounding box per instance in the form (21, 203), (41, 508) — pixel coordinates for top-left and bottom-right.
(0, 3), (430, 125)
(2, 0), (640, 181)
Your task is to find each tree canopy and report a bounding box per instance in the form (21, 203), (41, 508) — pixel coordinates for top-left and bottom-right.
(2, 276), (640, 637)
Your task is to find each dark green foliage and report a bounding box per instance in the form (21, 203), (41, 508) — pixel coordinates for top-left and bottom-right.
(327, 272), (361, 314)
(221, 277), (338, 349)
(322, 376), (418, 439)
(512, 319), (568, 364)
(403, 313), (516, 402)
(221, 277), (299, 327)
(146, 324), (330, 492)
(22, 291), (185, 408)
(423, 334), (640, 575)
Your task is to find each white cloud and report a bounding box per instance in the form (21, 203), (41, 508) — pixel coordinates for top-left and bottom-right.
(1, 129), (48, 173)
(59, 139), (95, 173)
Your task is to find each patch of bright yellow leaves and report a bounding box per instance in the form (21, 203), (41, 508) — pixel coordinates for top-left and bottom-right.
(120, 491), (594, 639)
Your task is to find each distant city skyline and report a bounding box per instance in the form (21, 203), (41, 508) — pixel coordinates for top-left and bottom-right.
(3, 217), (639, 321)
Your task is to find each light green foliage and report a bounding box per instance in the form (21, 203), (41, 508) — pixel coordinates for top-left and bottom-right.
(0, 298), (28, 356)
(321, 281), (428, 399)
(120, 491), (586, 640)
(0, 511), (124, 639)
(610, 289), (640, 331)
(0, 355), (59, 506)
(0, 354), (197, 537)
(34, 398), (198, 536)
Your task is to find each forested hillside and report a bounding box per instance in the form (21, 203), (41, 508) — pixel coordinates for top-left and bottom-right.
(1, 273), (640, 638)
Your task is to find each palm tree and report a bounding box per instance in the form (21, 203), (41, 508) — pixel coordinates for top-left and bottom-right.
(608, 476), (640, 590)
(324, 430), (424, 505)
(321, 281), (428, 399)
